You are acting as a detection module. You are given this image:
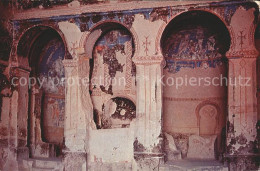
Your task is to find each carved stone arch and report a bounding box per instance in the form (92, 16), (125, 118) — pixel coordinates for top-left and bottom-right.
(102, 96), (136, 129)
(14, 24), (67, 157)
(16, 25), (69, 66)
(248, 13), (259, 56)
(82, 20), (139, 59)
(108, 95), (136, 106)
(157, 9), (232, 56)
(89, 24), (137, 129)
(195, 101), (220, 136)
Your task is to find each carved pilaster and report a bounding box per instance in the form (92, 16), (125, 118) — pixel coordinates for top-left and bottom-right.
(132, 55), (164, 158)
(62, 55), (94, 153)
(224, 5), (260, 170)
(9, 67), (30, 160)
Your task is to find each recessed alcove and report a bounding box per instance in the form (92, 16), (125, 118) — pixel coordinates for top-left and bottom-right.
(89, 22), (136, 129)
(30, 29), (65, 144)
(17, 27), (66, 157)
(160, 10), (231, 160)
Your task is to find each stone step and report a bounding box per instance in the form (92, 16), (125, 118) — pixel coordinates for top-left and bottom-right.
(32, 158), (62, 169)
(32, 167), (55, 171)
(159, 159), (229, 171)
(159, 165), (228, 171)
(21, 158), (63, 171)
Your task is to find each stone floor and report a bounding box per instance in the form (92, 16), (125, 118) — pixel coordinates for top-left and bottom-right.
(18, 158), (230, 171)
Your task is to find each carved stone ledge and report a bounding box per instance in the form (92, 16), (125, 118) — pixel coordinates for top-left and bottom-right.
(133, 55), (164, 65)
(10, 67), (31, 77)
(62, 59), (78, 67)
(226, 50), (259, 59)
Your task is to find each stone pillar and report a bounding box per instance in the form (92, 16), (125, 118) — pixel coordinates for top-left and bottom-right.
(2, 66), (30, 170)
(62, 55), (94, 170)
(28, 86), (37, 157)
(132, 55), (164, 169)
(5, 90), (19, 170)
(225, 5), (259, 170)
(11, 67), (30, 160)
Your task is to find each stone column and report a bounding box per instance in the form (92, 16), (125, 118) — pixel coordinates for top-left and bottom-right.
(11, 67), (30, 160)
(62, 54), (94, 170)
(28, 86), (38, 157)
(2, 66), (30, 170)
(132, 55), (164, 169)
(225, 5), (259, 170)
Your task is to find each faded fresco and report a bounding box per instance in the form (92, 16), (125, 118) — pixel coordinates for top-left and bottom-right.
(164, 27), (222, 60)
(91, 28), (136, 129)
(38, 38), (65, 143)
(91, 28), (135, 93)
(163, 26), (226, 74)
(162, 12), (230, 74)
(39, 39), (65, 95)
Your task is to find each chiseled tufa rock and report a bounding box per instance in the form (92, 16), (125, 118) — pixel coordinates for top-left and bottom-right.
(187, 135), (217, 159)
(164, 132), (181, 160)
(68, 0), (80, 8)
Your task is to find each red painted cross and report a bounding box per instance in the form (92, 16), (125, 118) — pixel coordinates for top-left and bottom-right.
(238, 31), (246, 48)
(142, 36), (151, 56)
(70, 42), (78, 56)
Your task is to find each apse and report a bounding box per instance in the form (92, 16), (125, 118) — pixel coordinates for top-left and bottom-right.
(161, 10), (231, 159)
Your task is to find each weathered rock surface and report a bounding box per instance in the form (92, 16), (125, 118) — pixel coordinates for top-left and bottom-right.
(187, 135), (217, 159)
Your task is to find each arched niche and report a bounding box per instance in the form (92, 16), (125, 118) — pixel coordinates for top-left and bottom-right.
(160, 10), (230, 159)
(196, 101), (220, 136)
(17, 26), (66, 157)
(88, 22), (136, 129)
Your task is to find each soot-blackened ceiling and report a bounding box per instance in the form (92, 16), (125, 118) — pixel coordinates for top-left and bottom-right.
(0, 22), (12, 62)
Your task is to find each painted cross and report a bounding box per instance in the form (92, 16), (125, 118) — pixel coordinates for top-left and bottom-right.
(238, 31), (246, 48)
(70, 41), (78, 57)
(142, 36), (151, 56)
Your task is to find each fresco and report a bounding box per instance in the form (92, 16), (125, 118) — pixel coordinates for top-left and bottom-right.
(39, 39), (65, 95)
(38, 38), (65, 131)
(44, 96), (65, 128)
(91, 28), (136, 129)
(91, 29), (135, 93)
(102, 97), (136, 129)
(163, 23), (229, 73)
(164, 28), (222, 60)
